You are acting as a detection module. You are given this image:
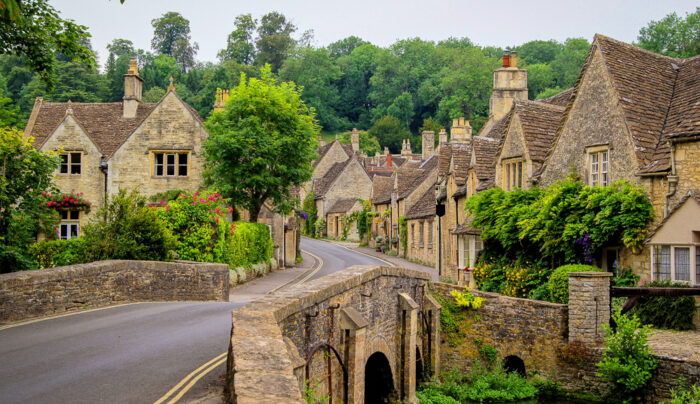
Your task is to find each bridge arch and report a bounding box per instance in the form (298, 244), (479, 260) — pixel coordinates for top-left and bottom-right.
(503, 355), (526, 376)
(364, 351), (395, 404)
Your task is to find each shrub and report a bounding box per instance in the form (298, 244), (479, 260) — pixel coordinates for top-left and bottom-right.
(473, 258), (507, 294)
(30, 238), (88, 269)
(548, 264), (601, 304)
(503, 261), (550, 298)
(613, 269), (640, 287)
(668, 379), (700, 404)
(230, 221), (273, 268)
(314, 218), (326, 237)
(631, 280), (698, 330)
(597, 313), (658, 403)
(82, 189), (176, 262)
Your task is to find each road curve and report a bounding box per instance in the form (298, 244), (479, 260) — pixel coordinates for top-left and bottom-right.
(0, 238), (388, 404)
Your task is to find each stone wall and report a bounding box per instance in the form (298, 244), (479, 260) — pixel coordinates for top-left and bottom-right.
(0, 260), (229, 323)
(407, 218), (436, 266)
(227, 266), (438, 404)
(672, 139), (700, 210)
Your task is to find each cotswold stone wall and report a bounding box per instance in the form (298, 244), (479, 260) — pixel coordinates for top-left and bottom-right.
(0, 260), (229, 322)
(227, 266), (439, 404)
(431, 282), (568, 376)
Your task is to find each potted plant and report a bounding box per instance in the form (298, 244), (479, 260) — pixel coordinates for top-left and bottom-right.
(375, 237), (383, 252)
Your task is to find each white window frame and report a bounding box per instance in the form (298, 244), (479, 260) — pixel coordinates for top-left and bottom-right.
(651, 244), (698, 285)
(502, 158), (523, 191)
(587, 146), (609, 187)
(59, 210), (80, 240)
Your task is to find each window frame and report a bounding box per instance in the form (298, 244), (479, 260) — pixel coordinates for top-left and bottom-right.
(59, 152), (82, 175)
(651, 244), (698, 285)
(587, 146), (609, 187)
(59, 210), (80, 240)
(152, 151), (190, 177)
(502, 158), (524, 191)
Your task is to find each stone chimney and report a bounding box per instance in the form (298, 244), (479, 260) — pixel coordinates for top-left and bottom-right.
(351, 128), (360, 152)
(489, 50), (528, 121)
(450, 117), (472, 143)
(318, 136), (326, 147)
(439, 129), (448, 144)
(214, 88), (229, 112)
(123, 57), (143, 118)
(401, 139), (412, 156)
(422, 131), (435, 160)
(384, 146), (390, 155)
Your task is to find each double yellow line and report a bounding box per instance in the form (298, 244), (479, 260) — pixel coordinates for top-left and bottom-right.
(294, 249), (324, 285)
(154, 352), (227, 404)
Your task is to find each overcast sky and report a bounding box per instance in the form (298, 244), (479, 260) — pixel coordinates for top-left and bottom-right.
(52, 0), (698, 69)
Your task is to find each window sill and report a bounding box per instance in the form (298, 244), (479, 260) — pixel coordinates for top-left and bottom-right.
(152, 175), (189, 179)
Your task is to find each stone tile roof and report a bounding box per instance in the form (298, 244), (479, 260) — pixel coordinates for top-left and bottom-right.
(470, 112), (507, 191)
(512, 100), (566, 163)
(27, 100), (158, 159)
(665, 56), (700, 140)
(314, 159), (351, 197)
(313, 140), (354, 167)
(371, 175), (394, 204)
(646, 189), (700, 240)
(451, 216), (482, 235)
(452, 142), (471, 185)
(438, 144), (453, 177)
(396, 155), (439, 200)
(327, 198), (359, 214)
(537, 87), (574, 107)
(454, 185), (466, 197)
(405, 187), (436, 220)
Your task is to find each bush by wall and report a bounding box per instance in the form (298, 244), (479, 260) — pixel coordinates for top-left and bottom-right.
(631, 280), (697, 330)
(229, 221), (273, 269)
(548, 264), (601, 304)
(30, 238), (88, 269)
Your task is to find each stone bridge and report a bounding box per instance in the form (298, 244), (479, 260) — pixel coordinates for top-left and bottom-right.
(226, 265), (440, 403)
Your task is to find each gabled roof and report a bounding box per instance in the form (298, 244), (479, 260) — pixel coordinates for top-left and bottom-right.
(405, 187), (436, 220)
(452, 215), (481, 235)
(327, 198), (360, 214)
(537, 87), (574, 107)
(451, 142), (471, 185)
(471, 136), (500, 190)
(371, 175), (394, 204)
(27, 99), (157, 159)
(396, 168), (423, 199)
(315, 159), (352, 197)
(665, 55), (700, 140)
(398, 155), (439, 200)
(510, 100), (566, 163)
(646, 190), (700, 241)
(313, 140), (354, 167)
(438, 144), (453, 177)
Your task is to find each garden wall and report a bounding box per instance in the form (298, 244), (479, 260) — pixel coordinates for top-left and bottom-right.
(0, 260), (229, 323)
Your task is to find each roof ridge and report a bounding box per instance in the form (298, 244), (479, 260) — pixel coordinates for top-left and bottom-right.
(516, 99), (566, 111)
(594, 33), (684, 63)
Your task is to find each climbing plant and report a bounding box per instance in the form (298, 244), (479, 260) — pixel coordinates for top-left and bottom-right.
(302, 189), (317, 237)
(399, 215), (407, 258)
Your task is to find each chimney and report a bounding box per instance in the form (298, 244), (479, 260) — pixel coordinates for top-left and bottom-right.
(123, 57), (143, 119)
(439, 128), (448, 144)
(490, 50), (527, 121)
(214, 88), (229, 112)
(401, 139), (412, 155)
(351, 128), (360, 152)
(421, 130), (435, 160)
(450, 117), (472, 143)
(384, 146), (390, 155)
(387, 154), (392, 167)
(318, 136), (326, 147)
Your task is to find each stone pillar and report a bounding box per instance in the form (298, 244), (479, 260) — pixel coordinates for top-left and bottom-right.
(398, 293), (418, 403)
(421, 131), (435, 160)
(351, 128), (360, 153)
(340, 307), (369, 404)
(423, 294), (441, 378)
(568, 271), (612, 346)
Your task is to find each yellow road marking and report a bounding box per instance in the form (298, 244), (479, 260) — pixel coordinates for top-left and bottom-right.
(0, 303), (140, 331)
(316, 238), (397, 267)
(165, 357), (227, 404)
(154, 352), (227, 404)
(295, 249), (324, 285)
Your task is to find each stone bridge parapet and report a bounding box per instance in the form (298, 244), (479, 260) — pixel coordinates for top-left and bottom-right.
(226, 265), (440, 404)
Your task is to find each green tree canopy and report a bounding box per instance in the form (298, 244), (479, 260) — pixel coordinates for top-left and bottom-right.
(637, 7), (700, 57)
(204, 66), (318, 221)
(550, 38), (590, 89)
(368, 115), (410, 154)
(151, 11), (198, 71)
(328, 36), (367, 58)
(218, 14), (257, 65)
(338, 129), (381, 155)
(255, 11), (296, 72)
(515, 40), (562, 65)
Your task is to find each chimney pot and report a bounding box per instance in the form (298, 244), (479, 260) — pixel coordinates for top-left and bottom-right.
(387, 154), (392, 167)
(503, 54), (510, 68)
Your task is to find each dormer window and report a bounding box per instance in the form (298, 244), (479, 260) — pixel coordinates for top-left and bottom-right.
(587, 146), (609, 187)
(503, 158), (522, 191)
(152, 151), (189, 177)
(59, 152), (81, 175)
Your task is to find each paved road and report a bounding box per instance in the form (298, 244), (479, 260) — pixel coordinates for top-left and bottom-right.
(0, 238), (387, 404)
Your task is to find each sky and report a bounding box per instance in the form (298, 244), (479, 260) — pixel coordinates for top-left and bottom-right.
(52, 0), (699, 69)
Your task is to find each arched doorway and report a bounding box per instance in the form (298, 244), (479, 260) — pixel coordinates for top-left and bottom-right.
(364, 352), (395, 404)
(503, 355), (526, 376)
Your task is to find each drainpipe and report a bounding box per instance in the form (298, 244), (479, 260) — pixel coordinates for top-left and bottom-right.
(99, 161), (108, 203)
(664, 142), (678, 218)
(282, 215), (287, 268)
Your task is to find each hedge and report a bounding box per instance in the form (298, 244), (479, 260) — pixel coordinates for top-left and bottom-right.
(548, 264), (601, 303)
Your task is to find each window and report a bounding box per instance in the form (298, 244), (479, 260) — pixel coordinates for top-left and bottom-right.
(588, 148), (609, 187)
(458, 236), (467, 269)
(411, 224), (415, 248)
(428, 221), (434, 249)
(419, 221), (424, 248)
(502, 159), (523, 191)
(59, 210), (79, 240)
(153, 152), (189, 177)
(652, 245), (698, 284)
(59, 152), (81, 175)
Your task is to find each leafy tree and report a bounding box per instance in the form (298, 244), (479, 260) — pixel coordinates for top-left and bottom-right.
(20, 60), (108, 108)
(140, 54), (180, 92)
(338, 129), (381, 155)
(204, 66), (318, 221)
(387, 92), (414, 129)
(328, 36), (367, 58)
(336, 43), (383, 128)
(255, 11), (296, 73)
(0, 0), (95, 90)
(143, 86), (165, 103)
(637, 7), (700, 57)
(151, 11), (198, 71)
(550, 38), (589, 89)
(526, 63), (555, 99)
(0, 84), (21, 128)
(106, 38), (136, 58)
(0, 127), (59, 271)
(368, 115), (410, 154)
(535, 87), (564, 100)
(515, 40), (562, 65)
(218, 14), (257, 65)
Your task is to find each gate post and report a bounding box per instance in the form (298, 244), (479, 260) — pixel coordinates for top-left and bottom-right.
(340, 307), (369, 404)
(398, 293), (419, 403)
(568, 271), (613, 346)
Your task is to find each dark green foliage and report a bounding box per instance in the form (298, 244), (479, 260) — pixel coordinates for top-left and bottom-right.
(302, 190), (317, 237)
(630, 280), (697, 331)
(151, 11), (198, 71)
(368, 115), (410, 154)
(81, 189), (176, 262)
(30, 238), (88, 269)
(218, 14), (256, 65)
(637, 7), (700, 58)
(255, 11), (296, 73)
(597, 313), (658, 403)
(230, 221), (274, 268)
(613, 270), (640, 287)
(548, 264), (601, 304)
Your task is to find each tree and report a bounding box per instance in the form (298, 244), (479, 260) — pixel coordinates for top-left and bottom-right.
(151, 11), (198, 71)
(328, 36), (367, 58)
(419, 117), (443, 147)
(526, 63), (555, 99)
(218, 14), (257, 65)
(550, 38), (589, 89)
(387, 92), (414, 129)
(255, 11), (296, 73)
(515, 40), (562, 65)
(368, 115), (410, 154)
(0, 85), (21, 128)
(0, 0), (95, 90)
(637, 7), (700, 58)
(338, 129), (381, 155)
(106, 39), (136, 59)
(204, 66), (318, 221)
(0, 127), (59, 271)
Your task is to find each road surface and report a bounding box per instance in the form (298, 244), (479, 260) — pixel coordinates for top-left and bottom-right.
(0, 237), (387, 404)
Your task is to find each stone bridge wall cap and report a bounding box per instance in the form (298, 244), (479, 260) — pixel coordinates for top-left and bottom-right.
(340, 307), (369, 330)
(423, 294), (442, 310)
(568, 271), (613, 278)
(398, 292), (419, 310)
